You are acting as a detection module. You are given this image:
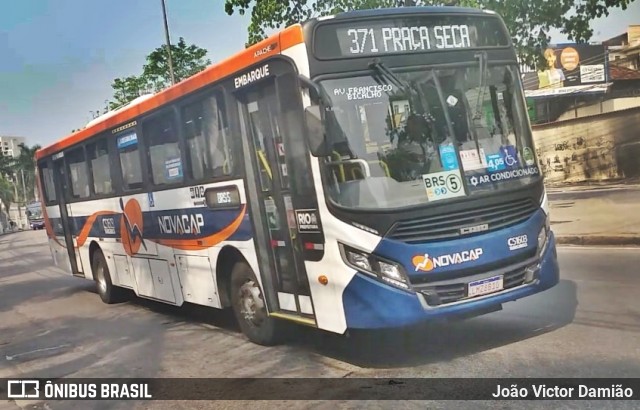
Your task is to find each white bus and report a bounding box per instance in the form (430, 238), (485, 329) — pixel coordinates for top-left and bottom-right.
(37, 6), (559, 346)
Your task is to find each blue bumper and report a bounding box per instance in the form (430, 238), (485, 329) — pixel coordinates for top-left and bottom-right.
(342, 232), (560, 330)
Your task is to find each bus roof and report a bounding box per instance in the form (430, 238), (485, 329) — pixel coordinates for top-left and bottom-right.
(36, 24), (304, 161)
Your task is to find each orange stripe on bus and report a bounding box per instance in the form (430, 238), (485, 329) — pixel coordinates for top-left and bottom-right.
(75, 210), (118, 247)
(36, 25), (305, 160)
(154, 205), (247, 251)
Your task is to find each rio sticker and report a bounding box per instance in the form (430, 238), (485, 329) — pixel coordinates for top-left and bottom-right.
(438, 143), (459, 171)
(422, 169), (466, 202)
(295, 209), (320, 233)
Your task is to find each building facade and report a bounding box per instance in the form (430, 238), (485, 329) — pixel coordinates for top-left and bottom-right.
(0, 135), (28, 232)
(525, 25), (640, 184)
(0, 136), (26, 158)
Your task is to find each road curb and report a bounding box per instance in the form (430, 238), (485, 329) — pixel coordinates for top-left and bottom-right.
(555, 235), (640, 246)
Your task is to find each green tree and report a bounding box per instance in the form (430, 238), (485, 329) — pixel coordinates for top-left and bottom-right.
(109, 75), (150, 110)
(0, 176), (15, 221)
(0, 154), (15, 178)
(142, 37), (211, 92)
(14, 143), (41, 203)
(107, 38), (211, 110)
(224, 0), (635, 69)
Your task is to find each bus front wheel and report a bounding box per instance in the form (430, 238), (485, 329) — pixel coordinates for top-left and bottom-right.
(92, 249), (127, 304)
(230, 261), (287, 346)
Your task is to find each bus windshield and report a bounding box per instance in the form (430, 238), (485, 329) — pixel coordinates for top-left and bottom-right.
(318, 63), (541, 210)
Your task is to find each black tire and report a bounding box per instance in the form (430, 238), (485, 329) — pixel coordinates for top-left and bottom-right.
(92, 249), (127, 304)
(230, 261), (288, 346)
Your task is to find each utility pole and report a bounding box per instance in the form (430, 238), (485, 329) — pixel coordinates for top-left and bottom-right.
(12, 172), (22, 229)
(21, 169), (27, 205)
(161, 0), (176, 86)
(20, 168), (28, 228)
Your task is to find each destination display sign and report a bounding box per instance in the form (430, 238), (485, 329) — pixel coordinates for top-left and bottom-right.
(313, 15), (510, 59)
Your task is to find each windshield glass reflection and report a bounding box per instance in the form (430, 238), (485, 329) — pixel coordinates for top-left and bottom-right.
(318, 64), (540, 210)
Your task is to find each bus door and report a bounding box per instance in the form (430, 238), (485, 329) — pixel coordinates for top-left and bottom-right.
(237, 75), (316, 324)
(52, 155), (82, 276)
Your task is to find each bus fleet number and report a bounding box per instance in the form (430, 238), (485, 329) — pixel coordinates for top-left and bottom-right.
(217, 191), (232, 204)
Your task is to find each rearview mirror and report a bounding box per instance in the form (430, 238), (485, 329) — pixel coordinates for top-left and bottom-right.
(305, 105), (331, 157)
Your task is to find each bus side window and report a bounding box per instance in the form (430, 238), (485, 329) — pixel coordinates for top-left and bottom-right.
(38, 161), (57, 205)
(143, 111), (183, 186)
(117, 131), (143, 191)
(87, 139), (113, 195)
(181, 91), (233, 181)
(66, 147), (90, 200)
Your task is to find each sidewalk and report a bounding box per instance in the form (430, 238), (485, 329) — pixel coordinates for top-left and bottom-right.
(546, 176), (640, 191)
(548, 182), (640, 246)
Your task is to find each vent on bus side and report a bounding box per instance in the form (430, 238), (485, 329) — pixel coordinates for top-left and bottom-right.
(386, 197), (539, 244)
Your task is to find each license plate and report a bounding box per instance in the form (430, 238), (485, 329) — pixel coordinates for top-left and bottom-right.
(468, 275), (504, 298)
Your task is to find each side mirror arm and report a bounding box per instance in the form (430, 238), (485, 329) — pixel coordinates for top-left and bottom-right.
(298, 74), (320, 96)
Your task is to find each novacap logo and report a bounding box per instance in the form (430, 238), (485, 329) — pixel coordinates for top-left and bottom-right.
(412, 248), (484, 272)
(120, 198), (146, 255)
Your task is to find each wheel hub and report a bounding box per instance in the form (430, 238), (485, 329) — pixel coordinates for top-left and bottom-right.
(239, 279), (265, 326)
(96, 264), (107, 294)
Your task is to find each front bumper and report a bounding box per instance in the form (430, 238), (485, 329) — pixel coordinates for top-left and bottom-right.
(342, 232), (560, 329)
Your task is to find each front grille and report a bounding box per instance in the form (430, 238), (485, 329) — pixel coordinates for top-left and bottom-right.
(386, 197), (538, 244)
(414, 264), (536, 307)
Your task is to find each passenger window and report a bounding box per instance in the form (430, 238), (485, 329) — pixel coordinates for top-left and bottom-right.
(143, 112), (183, 186)
(87, 139), (113, 195)
(117, 131), (143, 190)
(182, 92), (233, 181)
(39, 162), (57, 204)
(66, 147), (90, 199)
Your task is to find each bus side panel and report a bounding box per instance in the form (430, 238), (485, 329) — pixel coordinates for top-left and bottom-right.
(145, 182), (254, 306)
(66, 197), (122, 282)
(142, 179), (252, 309)
(44, 179), (255, 308)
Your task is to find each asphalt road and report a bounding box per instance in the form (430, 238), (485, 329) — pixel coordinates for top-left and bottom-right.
(1, 230), (639, 409)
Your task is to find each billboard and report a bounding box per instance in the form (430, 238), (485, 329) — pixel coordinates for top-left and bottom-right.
(522, 44), (608, 97)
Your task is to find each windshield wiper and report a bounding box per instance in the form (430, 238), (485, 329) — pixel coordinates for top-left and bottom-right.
(368, 59), (410, 92)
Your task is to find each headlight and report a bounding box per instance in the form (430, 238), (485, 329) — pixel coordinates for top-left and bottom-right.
(540, 190), (549, 217)
(544, 212), (550, 232)
(339, 243), (410, 290)
(344, 249), (371, 271)
(537, 226), (548, 255)
(539, 189), (551, 254)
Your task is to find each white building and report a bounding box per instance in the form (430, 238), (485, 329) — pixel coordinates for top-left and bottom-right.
(0, 135), (28, 232)
(0, 135), (26, 158)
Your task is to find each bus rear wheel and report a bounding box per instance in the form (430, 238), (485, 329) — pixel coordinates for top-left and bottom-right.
(230, 261), (287, 346)
(92, 249), (127, 304)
